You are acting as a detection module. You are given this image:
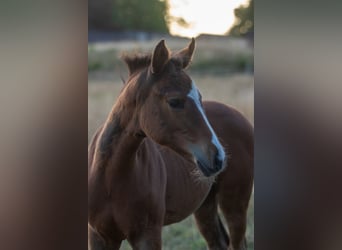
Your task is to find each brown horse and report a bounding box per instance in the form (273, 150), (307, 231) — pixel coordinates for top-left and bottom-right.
(88, 39), (253, 250)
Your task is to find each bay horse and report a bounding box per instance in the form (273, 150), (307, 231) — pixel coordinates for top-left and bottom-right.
(88, 39), (253, 250)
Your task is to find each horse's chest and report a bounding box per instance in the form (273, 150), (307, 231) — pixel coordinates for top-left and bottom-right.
(164, 168), (212, 224)
(111, 161), (167, 221)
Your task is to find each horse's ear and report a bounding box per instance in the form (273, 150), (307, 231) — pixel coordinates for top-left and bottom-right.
(151, 40), (170, 74)
(174, 38), (195, 69)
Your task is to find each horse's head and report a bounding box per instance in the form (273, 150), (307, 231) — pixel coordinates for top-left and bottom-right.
(121, 39), (226, 177)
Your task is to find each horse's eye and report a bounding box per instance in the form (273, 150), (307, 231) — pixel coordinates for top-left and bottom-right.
(167, 98), (185, 109)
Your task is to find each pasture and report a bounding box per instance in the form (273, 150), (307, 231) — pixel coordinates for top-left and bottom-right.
(88, 37), (254, 249)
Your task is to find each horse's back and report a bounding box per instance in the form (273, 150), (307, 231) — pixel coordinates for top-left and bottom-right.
(204, 101), (253, 155)
(204, 101), (253, 206)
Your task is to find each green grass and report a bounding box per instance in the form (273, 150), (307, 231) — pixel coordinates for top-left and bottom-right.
(88, 48), (122, 72)
(88, 48), (253, 74)
(88, 37), (253, 75)
(189, 53), (253, 74)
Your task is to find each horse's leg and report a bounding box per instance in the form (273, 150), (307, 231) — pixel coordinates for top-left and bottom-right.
(219, 205), (248, 250)
(88, 226), (122, 250)
(194, 185), (229, 250)
(88, 227), (106, 250)
(218, 181), (252, 250)
(128, 227), (162, 250)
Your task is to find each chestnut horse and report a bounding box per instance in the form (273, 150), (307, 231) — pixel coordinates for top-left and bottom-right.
(88, 39), (253, 250)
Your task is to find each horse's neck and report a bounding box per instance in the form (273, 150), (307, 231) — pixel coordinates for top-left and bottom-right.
(92, 79), (148, 188)
(91, 105), (143, 175)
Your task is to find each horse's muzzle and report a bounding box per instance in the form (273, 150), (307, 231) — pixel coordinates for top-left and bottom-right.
(194, 148), (226, 177)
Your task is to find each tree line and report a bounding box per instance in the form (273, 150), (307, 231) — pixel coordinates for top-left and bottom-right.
(88, 0), (253, 36)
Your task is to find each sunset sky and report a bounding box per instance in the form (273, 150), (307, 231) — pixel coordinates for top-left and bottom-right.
(168, 0), (248, 37)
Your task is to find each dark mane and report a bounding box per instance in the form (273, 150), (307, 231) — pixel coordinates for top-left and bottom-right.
(122, 53), (184, 76)
(121, 53), (152, 75)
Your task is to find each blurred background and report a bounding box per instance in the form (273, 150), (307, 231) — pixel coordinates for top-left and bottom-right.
(1, 1), (341, 250)
(88, 0), (254, 249)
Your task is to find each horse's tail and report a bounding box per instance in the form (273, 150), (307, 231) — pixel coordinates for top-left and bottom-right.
(218, 216), (230, 245)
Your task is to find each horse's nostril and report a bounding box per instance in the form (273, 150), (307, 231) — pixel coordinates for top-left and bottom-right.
(214, 153), (223, 169)
(214, 148), (223, 168)
(211, 147), (222, 170)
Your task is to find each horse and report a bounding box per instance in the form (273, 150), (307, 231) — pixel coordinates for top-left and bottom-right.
(88, 38), (253, 250)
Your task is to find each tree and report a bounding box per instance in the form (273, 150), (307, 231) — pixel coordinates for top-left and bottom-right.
(89, 0), (115, 29)
(228, 0), (254, 36)
(112, 0), (168, 32)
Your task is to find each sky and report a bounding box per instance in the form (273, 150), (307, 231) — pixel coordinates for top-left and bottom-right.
(168, 0), (248, 37)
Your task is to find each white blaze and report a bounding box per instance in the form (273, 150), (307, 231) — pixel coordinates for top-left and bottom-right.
(187, 81), (226, 162)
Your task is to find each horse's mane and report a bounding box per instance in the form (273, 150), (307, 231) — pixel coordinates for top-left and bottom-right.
(121, 54), (152, 76)
(121, 53), (183, 76)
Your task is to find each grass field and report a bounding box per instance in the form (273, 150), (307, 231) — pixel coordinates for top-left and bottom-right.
(88, 36), (253, 75)
(88, 37), (254, 249)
